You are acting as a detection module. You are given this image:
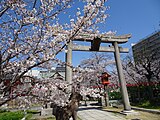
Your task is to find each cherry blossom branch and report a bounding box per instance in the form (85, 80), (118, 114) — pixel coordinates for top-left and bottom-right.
(0, 6), (9, 17)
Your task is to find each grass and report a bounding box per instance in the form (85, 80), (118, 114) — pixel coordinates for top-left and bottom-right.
(125, 111), (160, 120)
(0, 109), (81, 120)
(77, 117), (82, 120)
(131, 100), (160, 110)
(31, 117), (56, 120)
(26, 113), (33, 120)
(28, 115), (56, 120)
(138, 102), (160, 110)
(102, 106), (160, 120)
(30, 114), (82, 120)
(30, 116), (81, 120)
(0, 111), (24, 120)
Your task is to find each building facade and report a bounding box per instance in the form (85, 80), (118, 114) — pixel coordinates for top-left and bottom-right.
(25, 67), (66, 79)
(132, 30), (160, 62)
(39, 67), (65, 79)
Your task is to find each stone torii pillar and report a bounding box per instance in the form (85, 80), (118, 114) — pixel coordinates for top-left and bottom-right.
(113, 42), (131, 111)
(65, 41), (72, 91)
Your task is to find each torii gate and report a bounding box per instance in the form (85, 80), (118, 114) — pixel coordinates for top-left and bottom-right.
(65, 33), (131, 111)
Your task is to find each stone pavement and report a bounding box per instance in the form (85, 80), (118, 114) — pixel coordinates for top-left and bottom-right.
(77, 105), (127, 120)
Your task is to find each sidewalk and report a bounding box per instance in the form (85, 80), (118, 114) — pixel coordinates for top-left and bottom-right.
(77, 105), (127, 120)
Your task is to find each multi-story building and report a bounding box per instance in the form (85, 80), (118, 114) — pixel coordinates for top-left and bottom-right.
(39, 67), (65, 80)
(132, 30), (160, 62)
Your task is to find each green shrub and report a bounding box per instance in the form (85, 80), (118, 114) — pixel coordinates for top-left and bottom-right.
(109, 91), (122, 100)
(137, 100), (160, 109)
(0, 111), (24, 120)
(26, 109), (40, 114)
(0, 109), (8, 113)
(139, 100), (150, 107)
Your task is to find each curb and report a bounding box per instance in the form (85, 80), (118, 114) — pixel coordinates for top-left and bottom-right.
(131, 107), (160, 114)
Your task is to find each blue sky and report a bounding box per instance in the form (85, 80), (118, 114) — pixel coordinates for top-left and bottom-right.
(57, 0), (160, 66)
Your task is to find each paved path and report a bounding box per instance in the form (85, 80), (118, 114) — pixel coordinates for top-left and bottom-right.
(77, 105), (127, 120)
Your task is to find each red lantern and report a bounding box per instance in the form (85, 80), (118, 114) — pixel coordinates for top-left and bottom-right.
(101, 72), (111, 85)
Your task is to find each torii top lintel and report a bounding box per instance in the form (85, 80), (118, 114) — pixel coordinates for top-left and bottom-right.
(73, 34), (131, 44)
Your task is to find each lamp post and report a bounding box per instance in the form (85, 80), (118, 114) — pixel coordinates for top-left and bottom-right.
(100, 72), (111, 107)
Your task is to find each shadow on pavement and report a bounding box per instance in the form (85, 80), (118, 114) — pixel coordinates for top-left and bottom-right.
(78, 107), (101, 111)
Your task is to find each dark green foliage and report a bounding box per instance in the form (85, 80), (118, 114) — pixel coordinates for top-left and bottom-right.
(128, 84), (160, 110)
(109, 91), (122, 100)
(128, 85), (160, 104)
(0, 111), (24, 120)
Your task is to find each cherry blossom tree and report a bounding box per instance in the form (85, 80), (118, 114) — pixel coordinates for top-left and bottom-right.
(122, 55), (144, 86)
(73, 66), (102, 99)
(80, 53), (115, 85)
(0, 0), (115, 119)
(134, 51), (160, 102)
(121, 55), (145, 102)
(78, 53), (115, 106)
(0, 0), (109, 106)
(122, 52), (160, 103)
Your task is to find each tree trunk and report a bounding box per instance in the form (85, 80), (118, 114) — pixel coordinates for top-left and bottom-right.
(51, 92), (81, 120)
(147, 85), (153, 101)
(137, 86), (141, 103)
